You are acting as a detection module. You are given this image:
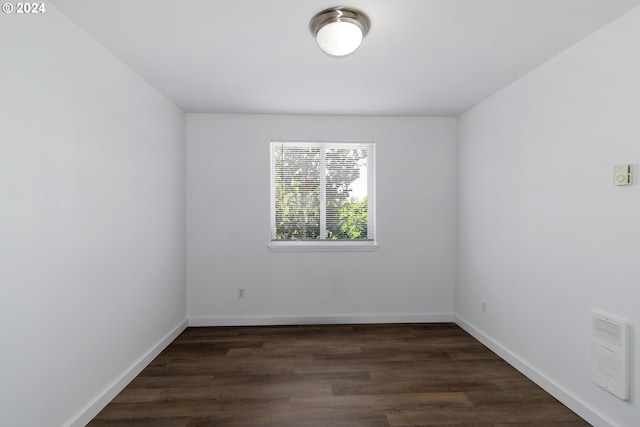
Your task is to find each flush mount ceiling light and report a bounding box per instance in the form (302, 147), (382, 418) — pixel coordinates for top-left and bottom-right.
(309, 6), (370, 57)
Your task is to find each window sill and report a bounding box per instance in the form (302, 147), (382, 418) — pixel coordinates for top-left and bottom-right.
(268, 241), (379, 252)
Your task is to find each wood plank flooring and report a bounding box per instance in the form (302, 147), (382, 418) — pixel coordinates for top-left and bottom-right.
(89, 323), (591, 426)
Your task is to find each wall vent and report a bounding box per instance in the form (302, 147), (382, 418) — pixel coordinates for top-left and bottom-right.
(591, 310), (630, 400)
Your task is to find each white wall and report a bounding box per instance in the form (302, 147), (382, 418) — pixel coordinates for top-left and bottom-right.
(456, 6), (640, 427)
(0, 6), (186, 427)
(187, 114), (456, 325)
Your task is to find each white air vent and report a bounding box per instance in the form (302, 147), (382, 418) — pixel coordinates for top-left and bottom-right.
(591, 310), (630, 400)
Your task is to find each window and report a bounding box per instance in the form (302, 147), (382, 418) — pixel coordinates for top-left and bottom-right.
(270, 141), (376, 251)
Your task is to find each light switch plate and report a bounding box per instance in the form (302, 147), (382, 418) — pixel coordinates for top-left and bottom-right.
(614, 164), (632, 186)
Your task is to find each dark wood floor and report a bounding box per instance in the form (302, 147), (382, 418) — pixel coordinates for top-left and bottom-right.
(89, 323), (590, 426)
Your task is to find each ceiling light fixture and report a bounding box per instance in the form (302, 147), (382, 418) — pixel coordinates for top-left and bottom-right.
(309, 6), (370, 57)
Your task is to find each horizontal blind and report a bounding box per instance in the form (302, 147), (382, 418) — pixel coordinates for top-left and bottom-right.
(272, 141), (375, 241)
(273, 143), (321, 240)
(325, 145), (370, 240)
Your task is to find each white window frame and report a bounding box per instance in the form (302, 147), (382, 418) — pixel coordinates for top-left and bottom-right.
(269, 140), (377, 252)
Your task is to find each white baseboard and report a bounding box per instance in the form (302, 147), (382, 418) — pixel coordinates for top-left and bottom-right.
(67, 319), (188, 427)
(454, 315), (614, 427)
(188, 313), (454, 327)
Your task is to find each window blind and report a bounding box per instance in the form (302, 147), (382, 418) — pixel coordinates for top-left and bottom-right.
(271, 141), (375, 242)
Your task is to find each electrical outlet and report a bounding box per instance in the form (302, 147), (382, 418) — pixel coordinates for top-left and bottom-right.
(238, 288), (245, 299)
(481, 300), (487, 314)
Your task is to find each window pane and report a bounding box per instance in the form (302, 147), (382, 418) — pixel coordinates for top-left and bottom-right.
(325, 148), (368, 240)
(271, 141), (374, 243)
(273, 145), (321, 240)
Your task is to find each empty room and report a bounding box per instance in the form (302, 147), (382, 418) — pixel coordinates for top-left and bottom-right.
(1, 1), (639, 426)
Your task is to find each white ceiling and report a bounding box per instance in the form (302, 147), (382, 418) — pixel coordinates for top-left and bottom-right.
(51, 0), (640, 116)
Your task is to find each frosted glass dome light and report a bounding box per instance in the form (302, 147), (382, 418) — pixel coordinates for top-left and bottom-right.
(310, 7), (370, 57)
(316, 21), (363, 56)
